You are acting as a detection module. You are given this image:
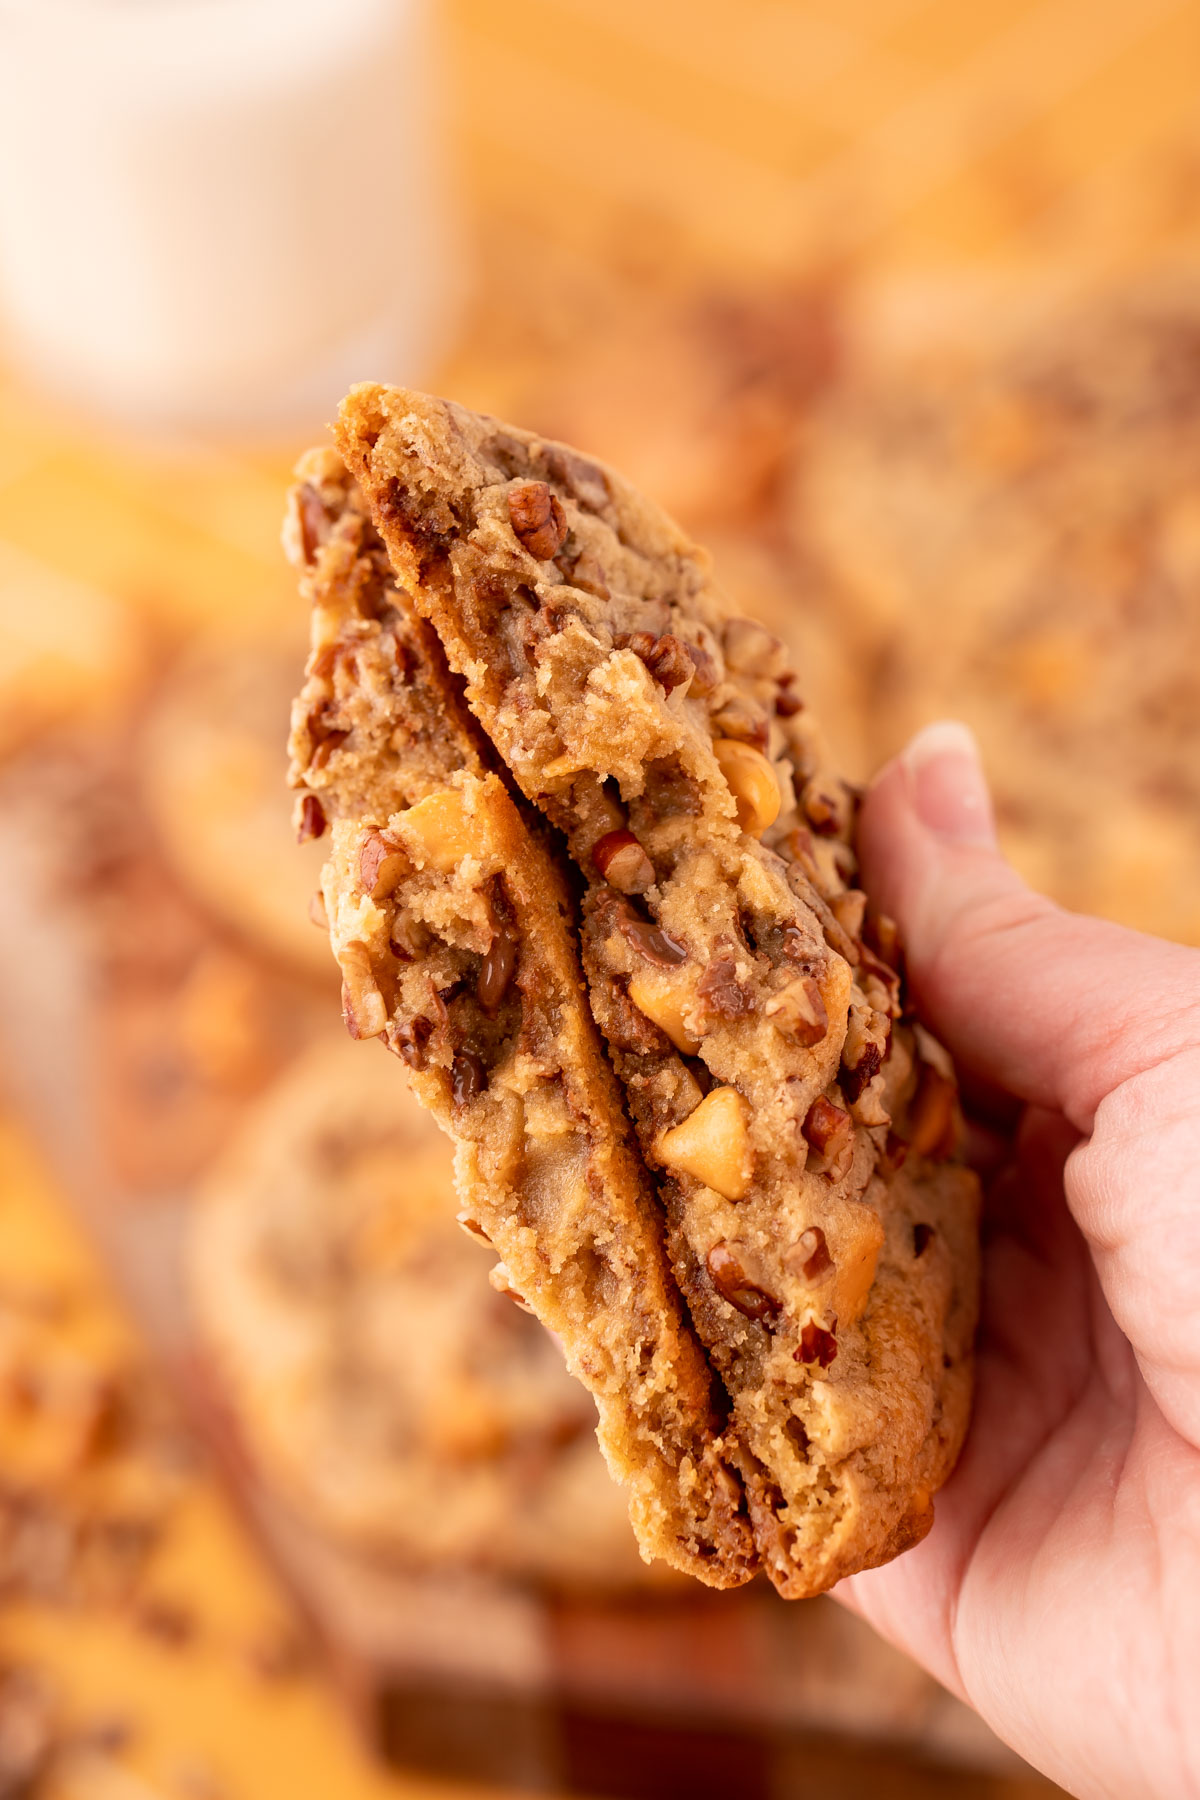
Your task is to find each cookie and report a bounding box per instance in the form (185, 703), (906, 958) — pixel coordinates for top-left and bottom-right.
(0, 733), (307, 1192)
(141, 636), (333, 980)
(285, 452), (759, 1588)
(191, 1037), (670, 1589)
(322, 392), (980, 1599)
(798, 279), (1200, 945)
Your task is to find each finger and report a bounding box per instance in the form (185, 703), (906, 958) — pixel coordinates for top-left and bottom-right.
(837, 1109), (1097, 1701)
(862, 724), (1200, 1435)
(859, 722), (1200, 1136)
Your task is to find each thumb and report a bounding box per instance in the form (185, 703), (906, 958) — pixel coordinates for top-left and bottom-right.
(859, 722), (1200, 1136)
(863, 725), (1200, 1444)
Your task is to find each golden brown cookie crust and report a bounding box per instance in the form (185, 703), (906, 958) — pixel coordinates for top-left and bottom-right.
(329, 390), (981, 1598)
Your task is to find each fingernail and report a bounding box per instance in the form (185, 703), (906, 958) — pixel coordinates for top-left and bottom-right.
(902, 721), (996, 847)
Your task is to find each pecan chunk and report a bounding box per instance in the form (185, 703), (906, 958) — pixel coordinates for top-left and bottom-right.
(296, 794), (326, 843)
(593, 829), (654, 895)
(617, 631), (697, 695)
(786, 1226), (833, 1282)
(390, 1016), (433, 1069)
(296, 483), (329, 564)
(795, 1321), (838, 1368)
(765, 975), (827, 1046)
(707, 1243), (782, 1324)
(802, 1097), (853, 1179)
(696, 956), (755, 1020)
(358, 829), (408, 898)
(508, 481), (567, 560)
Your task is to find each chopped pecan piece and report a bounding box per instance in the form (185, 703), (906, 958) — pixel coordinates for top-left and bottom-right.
(765, 975), (827, 1046)
(508, 481), (567, 559)
(795, 1320), (838, 1369)
(358, 829), (408, 898)
(879, 1129), (909, 1174)
(340, 944), (386, 1040)
(296, 482), (329, 564)
(696, 956), (755, 1020)
(390, 1016), (433, 1069)
(864, 908), (901, 970)
(295, 794), (326, 844)
(802, 1087), (859, 1173)
(488, 1260), (534, 1313)
(841, 1003), (889, 1101)
(305, 694), (352, 771)
(685, 639), (720, 697)
(722, 618), (789, 679)
(802, 776), (850, 838)
(593, 828), (655, 895)
(541, 444), (610, 512)
(561, 549), (610, 598)
(786, 1225), (833, 1282)
(618, 631), (696, 695)
(710, 694), (770, 750)
(707, 1243), (782, 1324)
(830, 888), (867, 941)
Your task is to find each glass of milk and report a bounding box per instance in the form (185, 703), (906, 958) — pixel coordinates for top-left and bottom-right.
(0, 0), (462, 434)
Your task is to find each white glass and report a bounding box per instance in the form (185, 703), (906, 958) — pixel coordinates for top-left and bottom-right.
(0, 0), (462, 434)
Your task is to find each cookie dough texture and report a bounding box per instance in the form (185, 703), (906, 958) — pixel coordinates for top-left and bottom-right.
(192, 1039), (666, 1588)
(291, 396), (980, 1598)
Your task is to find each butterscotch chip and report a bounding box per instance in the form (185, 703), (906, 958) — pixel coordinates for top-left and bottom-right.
(328, 388), (981, 1599)
(284, 454), (758, 1587)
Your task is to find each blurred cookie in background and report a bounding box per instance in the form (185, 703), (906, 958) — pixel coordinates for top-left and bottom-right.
(0, 539), (144, 764)
(140, 634), (332, 982)
(0, 735), (318, 1194)
(191, 1039), (672, 1593)
(795, 277), (1200, 943)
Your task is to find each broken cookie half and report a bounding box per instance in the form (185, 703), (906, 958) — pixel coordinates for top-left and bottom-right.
(290, 396), (981, 1598)
(284, 454), (759, 1588)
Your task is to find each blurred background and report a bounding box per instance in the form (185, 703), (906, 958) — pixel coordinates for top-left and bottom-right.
(1, 0), (1198, 1794)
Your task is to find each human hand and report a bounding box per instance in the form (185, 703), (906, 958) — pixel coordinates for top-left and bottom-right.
(841, 722), (1200, 1800)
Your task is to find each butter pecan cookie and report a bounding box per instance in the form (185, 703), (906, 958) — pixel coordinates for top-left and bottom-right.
(331, 389), (980, 1598)
(285, 451), (758, 1587)
(799, 279), (1200, 944)
(141, 634), (332, 980)
(192, 1037), (671, 1588)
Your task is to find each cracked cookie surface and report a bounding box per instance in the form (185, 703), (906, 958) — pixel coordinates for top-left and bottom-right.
(285, 452), (759, 1587)
(332, 388), (981, 1598)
